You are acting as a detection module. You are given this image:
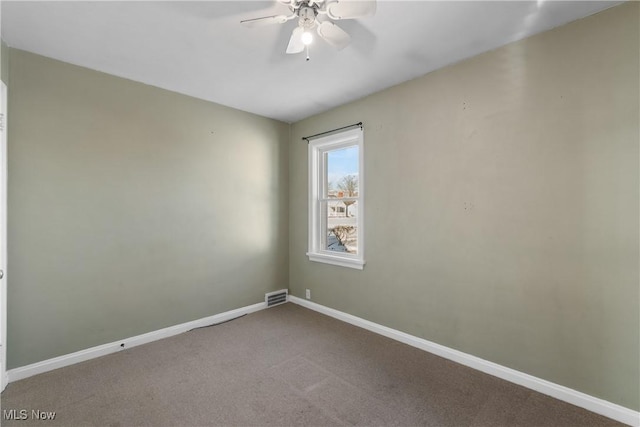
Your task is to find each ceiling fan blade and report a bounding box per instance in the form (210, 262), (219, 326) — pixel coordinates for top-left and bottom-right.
(240, 14), (290, 28)
(317, 21), (351, 50)
(326, 0), (376, 20)
(286, 27), (305, 54)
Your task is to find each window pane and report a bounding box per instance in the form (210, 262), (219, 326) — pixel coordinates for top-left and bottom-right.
(326, 200), (358, 254)
(326, 146), (359, 198)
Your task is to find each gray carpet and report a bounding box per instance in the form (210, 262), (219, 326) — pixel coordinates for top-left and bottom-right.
(0, 303), (623, 426)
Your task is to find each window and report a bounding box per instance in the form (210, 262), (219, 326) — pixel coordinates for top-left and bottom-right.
(307, 127), (364, 269)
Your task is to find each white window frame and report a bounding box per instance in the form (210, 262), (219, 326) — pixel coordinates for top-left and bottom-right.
(307, 127), (365, 270)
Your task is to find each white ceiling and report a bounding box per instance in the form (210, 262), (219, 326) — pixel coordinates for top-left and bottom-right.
(1, 1), (623, 123)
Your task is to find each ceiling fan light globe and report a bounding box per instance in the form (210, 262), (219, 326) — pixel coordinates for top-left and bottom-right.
(301, 31), (313, 45)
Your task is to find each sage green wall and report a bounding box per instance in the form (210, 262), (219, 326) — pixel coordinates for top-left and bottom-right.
(290, 3), (639, 410)
(7, 49), (289, 368)
(1, 40), (8, 84)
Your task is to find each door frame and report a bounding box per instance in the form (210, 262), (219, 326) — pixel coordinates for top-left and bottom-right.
(1, 80), (8, 391)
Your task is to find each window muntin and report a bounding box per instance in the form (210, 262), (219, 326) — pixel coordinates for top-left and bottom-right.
(308, 128), (364, 269)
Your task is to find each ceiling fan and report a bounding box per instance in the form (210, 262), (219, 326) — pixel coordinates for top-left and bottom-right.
(241, 0), (376, 60)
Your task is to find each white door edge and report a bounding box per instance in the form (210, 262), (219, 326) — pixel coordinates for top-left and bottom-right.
(1, 80), (8, 392)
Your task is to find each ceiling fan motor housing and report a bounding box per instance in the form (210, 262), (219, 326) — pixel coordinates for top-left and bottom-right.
(298, 6), (317, 29)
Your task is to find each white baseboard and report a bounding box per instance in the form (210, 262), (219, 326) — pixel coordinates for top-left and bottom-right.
(7, 301), (267, 384)
(288, 296), (640, 427)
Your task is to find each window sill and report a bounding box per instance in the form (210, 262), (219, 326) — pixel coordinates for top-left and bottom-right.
(307, 252), (365, 270)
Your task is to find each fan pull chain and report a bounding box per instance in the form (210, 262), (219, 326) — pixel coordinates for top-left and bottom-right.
(306, 45), (310, 61)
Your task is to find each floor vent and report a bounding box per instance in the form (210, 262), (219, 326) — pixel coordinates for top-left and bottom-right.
(265, 289), (288, 307)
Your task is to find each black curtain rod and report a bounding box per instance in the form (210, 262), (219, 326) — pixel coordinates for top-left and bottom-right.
(302, 122), (363, 143)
